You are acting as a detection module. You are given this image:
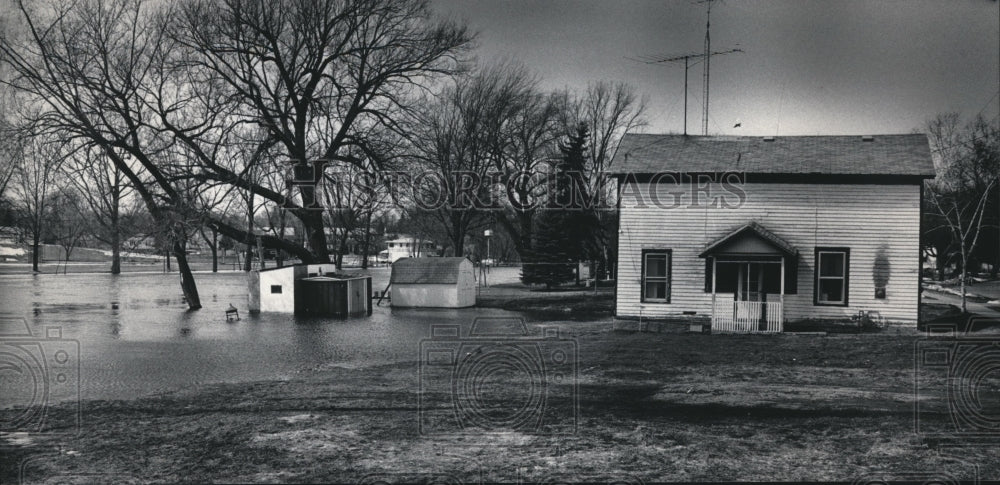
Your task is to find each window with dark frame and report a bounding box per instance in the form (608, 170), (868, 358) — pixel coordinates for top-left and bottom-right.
(270, 285), (282, 294)
(642, 250), (671, 303)
(814, 248), (849, 306)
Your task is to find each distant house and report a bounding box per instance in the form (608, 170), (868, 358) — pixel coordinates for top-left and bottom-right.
(0, 226), (21, 246)
(384, 235), (438, 263)
(610, 134), (935, 332)
(390, 257), (475, 308)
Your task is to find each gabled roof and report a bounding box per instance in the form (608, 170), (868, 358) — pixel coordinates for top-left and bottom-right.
(699, 221), (798, 258)
(611, 134), (935, 177)
(390, 257), (469, 285)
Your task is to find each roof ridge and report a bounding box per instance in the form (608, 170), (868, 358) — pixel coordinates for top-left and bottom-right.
(611, 132), (934, 177)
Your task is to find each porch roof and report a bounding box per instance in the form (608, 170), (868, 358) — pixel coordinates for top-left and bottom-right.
(699, 221), (798, 258)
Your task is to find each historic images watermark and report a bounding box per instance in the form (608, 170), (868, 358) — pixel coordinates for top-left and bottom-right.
(914, 316), (1000, 446)
(282, 160), (748, 212)
(0, 316), (80, 435)
(418, 317), (578, 436)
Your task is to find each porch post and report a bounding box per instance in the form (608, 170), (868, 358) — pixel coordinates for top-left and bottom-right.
(711, 257), (717, 329)
(779, 255), (785, 331)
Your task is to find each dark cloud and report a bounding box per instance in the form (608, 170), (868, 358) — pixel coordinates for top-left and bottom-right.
(433, 0), (1000, 135)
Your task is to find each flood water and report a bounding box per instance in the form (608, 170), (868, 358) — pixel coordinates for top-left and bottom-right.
(0, 268), (526, 405)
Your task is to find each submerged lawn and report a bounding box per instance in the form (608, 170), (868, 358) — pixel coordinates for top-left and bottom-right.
(3, 322), (995, 483)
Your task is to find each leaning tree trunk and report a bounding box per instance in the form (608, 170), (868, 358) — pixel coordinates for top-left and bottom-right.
(173, 241), (202, 310)
(244, 245), (253, 271)
(244, 195), (254, 272)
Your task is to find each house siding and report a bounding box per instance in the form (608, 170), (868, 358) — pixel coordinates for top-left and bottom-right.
(616, 182), (921, 324)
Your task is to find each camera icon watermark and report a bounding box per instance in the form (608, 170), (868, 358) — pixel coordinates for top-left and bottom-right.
(0, 316), (80, 434)
(418, 317), (578, 436)
(914, 316), (1000, 445)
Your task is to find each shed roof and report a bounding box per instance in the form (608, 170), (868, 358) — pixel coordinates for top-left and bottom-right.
(390, 257), (469, 285)
(259, 264), (300, 273)
(610, 134), (935, 177)
(301, 274), (367, 281)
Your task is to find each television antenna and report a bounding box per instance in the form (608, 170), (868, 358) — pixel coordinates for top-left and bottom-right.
(630, 48), (742, 135)
(630, 0), (741, 135)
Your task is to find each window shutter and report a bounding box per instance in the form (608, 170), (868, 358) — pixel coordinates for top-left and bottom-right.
(784, 255), (798, 295)
(704, 257), (713, 292)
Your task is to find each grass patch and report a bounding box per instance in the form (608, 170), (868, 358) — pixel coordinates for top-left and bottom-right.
(3, 326), (996, 483)
(478, 288), (614, 320)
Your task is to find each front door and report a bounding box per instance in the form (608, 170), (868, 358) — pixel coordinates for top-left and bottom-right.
(736, 263), (768, 329)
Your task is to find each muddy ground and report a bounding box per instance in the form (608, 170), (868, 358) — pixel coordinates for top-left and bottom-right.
(3, 319), (997, 483)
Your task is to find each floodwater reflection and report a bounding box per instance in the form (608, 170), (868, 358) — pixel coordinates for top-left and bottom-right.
(0, 269), (522, 404)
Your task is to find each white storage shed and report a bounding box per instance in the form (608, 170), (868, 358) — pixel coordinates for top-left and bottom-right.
(390, 257), (475, 308)
(255, 263), (371, 317)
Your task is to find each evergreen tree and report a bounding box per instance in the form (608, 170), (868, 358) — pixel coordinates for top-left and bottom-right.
(521, 124), (600, 288)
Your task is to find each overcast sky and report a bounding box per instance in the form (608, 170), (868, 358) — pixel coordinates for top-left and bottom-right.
(432, 0), (1000, 137)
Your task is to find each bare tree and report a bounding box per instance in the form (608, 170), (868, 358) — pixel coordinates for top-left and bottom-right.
(407, 63), (535, 256)
(491, 89), (563, 257)
(565, 81), (648, 278)
(10, 135), (63, 272)
(0, 0), (470, 308)
(164, 0), (473, 263)
(0, 0), (208, 307)
(570, 81), (649, 194)
(928, 177), (997, 312)
(925, 113), (1000, 309)
(0, 133), (16, 202)
(63, 145), (139, 274)
(49, 188), (90, 274)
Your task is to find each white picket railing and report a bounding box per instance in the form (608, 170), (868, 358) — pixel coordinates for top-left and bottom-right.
(711, 300), (783, 334)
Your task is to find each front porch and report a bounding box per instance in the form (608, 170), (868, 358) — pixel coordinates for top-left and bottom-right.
(701, 222), (799, 334)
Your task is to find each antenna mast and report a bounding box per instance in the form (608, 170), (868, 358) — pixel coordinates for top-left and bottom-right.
(629, 0), (740, 135)
(629, 49), (742, 135)
(702, 0), (713, 135)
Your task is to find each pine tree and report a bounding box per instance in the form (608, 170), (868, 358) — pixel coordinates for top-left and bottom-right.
(521, 124), (599, 288)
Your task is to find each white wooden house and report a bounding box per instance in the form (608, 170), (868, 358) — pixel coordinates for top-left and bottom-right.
(385, 235), (438, 263)
(390, 257), (475, 308)
(611, 134), (935, 332)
